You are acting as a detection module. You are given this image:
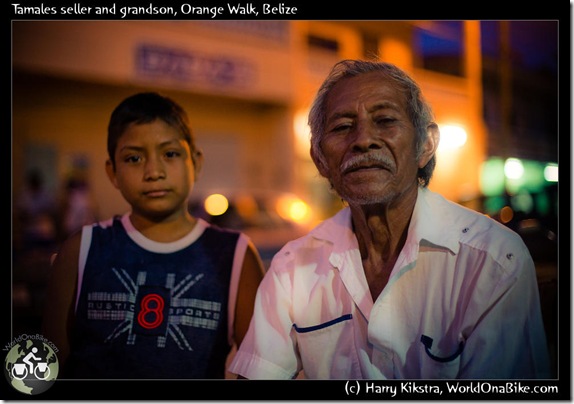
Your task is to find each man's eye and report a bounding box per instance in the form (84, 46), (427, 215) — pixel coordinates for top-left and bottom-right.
(330, 123), (353, 133)
(376, 117), (397, 125)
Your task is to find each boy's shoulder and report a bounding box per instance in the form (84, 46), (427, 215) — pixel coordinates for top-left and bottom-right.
(202, 220), (243, 242)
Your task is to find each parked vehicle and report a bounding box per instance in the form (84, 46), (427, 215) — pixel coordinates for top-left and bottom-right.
(189, 190), (315, 269)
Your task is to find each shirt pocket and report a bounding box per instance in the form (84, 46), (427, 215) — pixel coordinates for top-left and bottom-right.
(293, 314), (359, 379)
(419, 334), (464, 379)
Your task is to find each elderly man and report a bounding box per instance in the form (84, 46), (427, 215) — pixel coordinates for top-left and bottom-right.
(229, 59), (551, 379)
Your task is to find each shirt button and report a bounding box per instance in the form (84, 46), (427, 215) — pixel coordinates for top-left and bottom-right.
(462, 227), (470, 233)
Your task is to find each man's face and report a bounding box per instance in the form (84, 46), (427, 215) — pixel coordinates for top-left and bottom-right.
(318, 71), (423, 207)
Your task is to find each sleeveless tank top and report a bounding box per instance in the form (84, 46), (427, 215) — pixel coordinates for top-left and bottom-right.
(66, 214), (247, 379)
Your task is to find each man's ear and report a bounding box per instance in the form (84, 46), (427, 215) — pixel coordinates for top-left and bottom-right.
(310, 147), (330, 178)
(418, 123), (440, 168)
(105, 159), (120, 189)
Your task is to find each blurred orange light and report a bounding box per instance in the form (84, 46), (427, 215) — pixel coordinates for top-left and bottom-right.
(276, 194), (311, 224)
(499, 206), (514, 224)
(235, 194), (258, 220)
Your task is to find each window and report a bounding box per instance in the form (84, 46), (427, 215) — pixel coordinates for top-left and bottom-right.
(414, 21), (464, 76)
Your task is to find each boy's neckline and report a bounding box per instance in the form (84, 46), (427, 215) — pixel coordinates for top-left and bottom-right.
(121, 213), (208, 253)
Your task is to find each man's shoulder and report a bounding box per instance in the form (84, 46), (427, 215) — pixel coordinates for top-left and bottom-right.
(426, 191), (531, 267)
(297, 207), (350, 244)
(269, 209), (350, 264)
(424, 189), (527, 246)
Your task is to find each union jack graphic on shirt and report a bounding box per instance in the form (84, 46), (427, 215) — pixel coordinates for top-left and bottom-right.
(85, 268), (221, 350)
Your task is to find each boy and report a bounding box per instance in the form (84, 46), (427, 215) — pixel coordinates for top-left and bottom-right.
(42, 92), (265, 379)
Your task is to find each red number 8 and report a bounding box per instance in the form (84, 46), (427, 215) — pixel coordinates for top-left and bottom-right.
(137, 293), (164, 329)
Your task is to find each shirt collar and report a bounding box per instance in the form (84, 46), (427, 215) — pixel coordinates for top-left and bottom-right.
(408, 187), (460, 255)
(311, 187), (460, 258)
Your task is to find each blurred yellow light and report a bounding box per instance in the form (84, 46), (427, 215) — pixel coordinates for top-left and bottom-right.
(504, 158), (524, 180)
(276, 194), (311, 224)
(289, 200), (310, 222)
(204, 194), (229, 216)
(544, 164), (558, 182)
(437, 124), (467, 151)
(293, 109), (311, 159)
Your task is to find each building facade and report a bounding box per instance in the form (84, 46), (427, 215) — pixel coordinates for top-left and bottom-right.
(12, 20), (488, 222)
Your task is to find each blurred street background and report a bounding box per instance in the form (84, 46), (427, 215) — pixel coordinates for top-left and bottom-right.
(11, 20), (559, 377)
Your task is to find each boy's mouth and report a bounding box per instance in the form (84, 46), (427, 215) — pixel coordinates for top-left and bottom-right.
(143, 189), (170, 197)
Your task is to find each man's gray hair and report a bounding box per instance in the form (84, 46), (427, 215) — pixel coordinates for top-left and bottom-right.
(308, 59), (437, 187)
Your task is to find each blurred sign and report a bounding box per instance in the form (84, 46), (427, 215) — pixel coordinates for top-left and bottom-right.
(135, 43), (255, 88)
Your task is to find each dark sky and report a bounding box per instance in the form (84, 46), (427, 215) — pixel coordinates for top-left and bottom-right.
(480, 21), (558, 73)
(416, 20), (559, 75)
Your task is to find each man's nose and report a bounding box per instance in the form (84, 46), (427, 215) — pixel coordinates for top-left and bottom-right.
(350, 120), (383, 152)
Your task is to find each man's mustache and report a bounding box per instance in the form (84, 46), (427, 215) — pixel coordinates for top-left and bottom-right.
(340, 154), (395, 174)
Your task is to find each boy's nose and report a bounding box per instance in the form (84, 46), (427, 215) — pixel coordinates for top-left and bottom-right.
(144, 156), (166, 180)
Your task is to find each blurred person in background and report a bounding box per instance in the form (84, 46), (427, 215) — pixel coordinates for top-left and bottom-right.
(229, 59), (551, 379)
(42, 92), (265, 379)
(60, 176), (99, 238)
(14, 169), (58, 251)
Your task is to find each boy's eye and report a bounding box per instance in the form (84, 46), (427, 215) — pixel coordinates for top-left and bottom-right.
(165, 150), (181, 158)
(124, 155), (141, 163)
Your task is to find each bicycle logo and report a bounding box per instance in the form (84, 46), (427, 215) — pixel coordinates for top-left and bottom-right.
(10, 347), (51, 381)
(4, 336), (59, 395)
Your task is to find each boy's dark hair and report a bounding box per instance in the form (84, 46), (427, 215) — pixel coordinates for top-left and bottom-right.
(107, 92), (197, 167)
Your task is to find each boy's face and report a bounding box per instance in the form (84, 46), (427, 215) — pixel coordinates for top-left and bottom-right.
(106, 119), (201, 221)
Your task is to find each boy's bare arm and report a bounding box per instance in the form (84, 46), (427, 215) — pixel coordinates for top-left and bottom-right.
(41, 231), (82, 368)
